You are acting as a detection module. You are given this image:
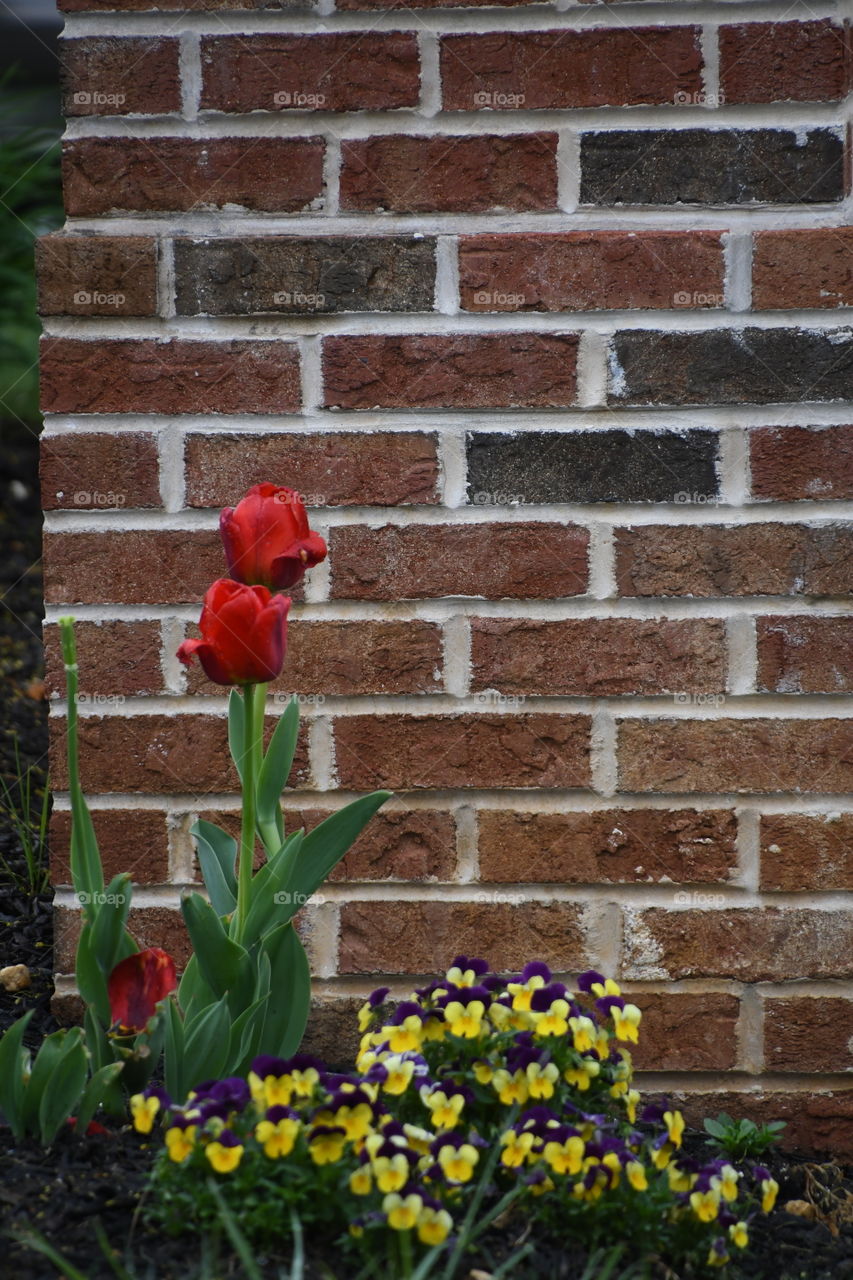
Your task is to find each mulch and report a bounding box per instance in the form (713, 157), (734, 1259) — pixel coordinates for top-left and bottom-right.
(1, 426), (852, 1278)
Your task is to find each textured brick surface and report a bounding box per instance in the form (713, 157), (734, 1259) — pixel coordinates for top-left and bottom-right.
(200, 34), (419, 112)
(334, 714), (591, 790)
(615, 524), (853, 598)
(323, 334), (578, 409)
(753, 230), (853, 309)
(477, 808), (737, 885)
(37, 235), (157, 316)
(61, 36), (180, 115)
(40, 432), (161, 509)
(185, 431), (439, 507)
(623, 907), (853, 981)
(62, 138), (324, 215)
(617, 719), (853, 794)
(757, 616), (853, 693)
(630, 992), (740, 1072)
(750, 425), (853, 501)
(188, 620), (444, 696)
(459, 232), (724, 312)
(51, 809), (169, 885)
(43, 530), (224, 605)
(471, 618), (726, 696)
(763, 997), (853, 1073)
(760, 814), (853, 891)
(330, 809), (457, 881)
(43, 620), (163, 698)
(340, 135), (558, 213)
(40, 338), (301, 415)
(329, 523), (589, 600)
(466, 430), (719, 504)
(719, 21), (850, 104)
(441, 29), (702, 110)
(580, 129), (844, 206)
(55, 906), (192, 974)
(672, 1092), (853, 1159)
(609, 328), (853, 406)
(339, 900), (586, 974)
(174, 237), (435, 316)
(59, 0), (313, 8)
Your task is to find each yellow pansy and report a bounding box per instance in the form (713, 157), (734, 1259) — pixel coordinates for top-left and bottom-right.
(384, 1192), (423, 1231)
(690, 1188), (721, 1223)
(308, 1128), (347, 1165)
(499, 1129), (536, 1168)
(205, 1139), (243, 1174)
(663, 1110), (685, 1147)
(506, 974), (546, 1012)
(443, 1000), (485, 1039)
(437, 1142), (479, 1183)
(569, 1016), (597, 1053)
(165, 1124), (196, 1162)
(543, 1136), (585, 1175)
(129, 1093), (160, 1135)
(729, 1221), (749, 1249)
(533, 999), (570, 1038)
(761, 1176), (779, 1213)
(526, 1061), (559, 1100)
(349, 1165), (373, 1195)
(386, 1016), (423, 1054)
(421, 1088), (465, 1130)
(612, 1003), (642, 1043)
(417, 1207), (453, 1246)
(626, 1161), (648, 1191)
(491, 1068), (529, 1106)
(255, 1116), (300, 1159)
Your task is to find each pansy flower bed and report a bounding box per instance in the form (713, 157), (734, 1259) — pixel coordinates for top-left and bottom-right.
(135, 957), (777, 1276)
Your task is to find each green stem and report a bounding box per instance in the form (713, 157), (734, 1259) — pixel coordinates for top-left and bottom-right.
(400, 1229), (414, 1279)
(252, 682), (281, 855)
(235, 683), (259, 940)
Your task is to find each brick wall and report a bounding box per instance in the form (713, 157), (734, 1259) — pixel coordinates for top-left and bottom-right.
(41, 0), (853, 1149)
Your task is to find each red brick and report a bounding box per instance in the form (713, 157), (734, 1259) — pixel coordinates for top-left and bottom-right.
(459, 231), (725, 312)
(40, 432), (161, 510)
(40, 338), (301, 415)
(187, 620), (444, 696)
(764, 997), (853, 1073)
(757, 616), (853, 693)
(753, 229), (853, 309)
(630, 992), (740, 1071)
(323, 335), (578, 410)
(50, 714), (310, 795)
(300, 996), (363, 1070)
(478, 808), (737, 885)
(720, 21), (850, 104)
(184, 431), (439, 508)
(329, 523), (589, 600)
(200, 34), (419, 112)
(471, 618), (725, 696)
(338, 0), (536, 8)
(61, 36), (180, 116)
(750, 425), (853, 501)
(43, 530), (224, 606)
(62, 138), (324, 215)
(618, 718), (852, 795)
(672, 1091), (853, 1159)
(760, 814), (853, 892)
(37, 234), (157, 316)
(58, 0), (303, 8)
(340, 135), (558, 214)
(43, 620), (163, 699)
(339, 900), (586, 974)
(50, 808), (169, 885)
(334, 713), (591, 790)
(623, 907), (853, 981)
(441, 28), (702, 110)
(615, 524), (853, 597)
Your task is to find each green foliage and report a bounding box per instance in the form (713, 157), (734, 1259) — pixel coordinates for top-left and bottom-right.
(0, 742), (50, 893)
(703, 1112), (786, 1161)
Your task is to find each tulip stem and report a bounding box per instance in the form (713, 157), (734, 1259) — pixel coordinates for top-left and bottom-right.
(235, 682), (259, 940)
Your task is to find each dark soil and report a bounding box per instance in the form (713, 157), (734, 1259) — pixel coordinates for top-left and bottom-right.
(1, 425), (852, 1279)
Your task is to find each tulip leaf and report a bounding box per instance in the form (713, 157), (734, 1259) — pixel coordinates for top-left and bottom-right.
(163, 996), (185, 1101)
(229, 990), (270, 1076)
(74, 1061), (125, 1134)
(60, 619), (105, 912)
(192, 821), (238, 917)
(89, 873), (133, 976)
(256, 697), (299, 833)
(241, 831), (304, 941)
(259, 923), (311, 1059)
(0, 1011), (34, 1140)
(177, 952), (216, 1013)
(181, 893), (249, 998)
(75, 925), (111, 1027)
(39, 1032), (88, 1145)
(285, 792), (391, 903)
(228, 689), (245, 784)
(183, 1000), (232, 1089)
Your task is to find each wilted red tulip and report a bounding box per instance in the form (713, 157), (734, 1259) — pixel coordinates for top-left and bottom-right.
(177, 578), (291, 686)
(108, 947), (177, 1033)
(220, 483), (327, 591)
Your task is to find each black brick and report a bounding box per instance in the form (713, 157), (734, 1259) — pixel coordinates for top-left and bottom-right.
(609, 328), (853, 406)
(466, 430), (720, 504)
(174, 236), (436, 315)
(580, 129), (844, 205)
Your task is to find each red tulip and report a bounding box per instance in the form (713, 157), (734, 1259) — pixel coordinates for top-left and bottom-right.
(108, 947), (177, 1034)
(219, 483), (327, 591)
(177, 578), (291, 686)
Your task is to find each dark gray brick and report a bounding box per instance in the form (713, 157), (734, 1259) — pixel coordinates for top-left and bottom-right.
(609, 328), (853, 406)
(466, 430), (719, 503)
(580, 129), (844, 205)
(174, 236), (436, 315)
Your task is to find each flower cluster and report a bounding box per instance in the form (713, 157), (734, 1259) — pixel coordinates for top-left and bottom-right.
(137, 959), (778, 1273)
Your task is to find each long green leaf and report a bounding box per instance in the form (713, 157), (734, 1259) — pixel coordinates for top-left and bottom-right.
(22, 1029), (77, 1132)
(180, 893), (248, 998)
(256, 697), (299, 830)
(39, 1033), (88, 1144)
(89, 873), (133, 976)
(163, 997), (185, 1100)
(177, 952), (216, 1013)
(192, 820), (237, 916)
(241, 831), (304, 941)
(206, 1179), (264, 1280)
(183, 1000), (232, 1091)
(59, 618), (105, 912)
(0, 1011), (34, 1139)
(75, 925), (110, 1025)
(259, 923), (311, 1059)
(228, 688), (246, 784)
(284, 792), (390, 904)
